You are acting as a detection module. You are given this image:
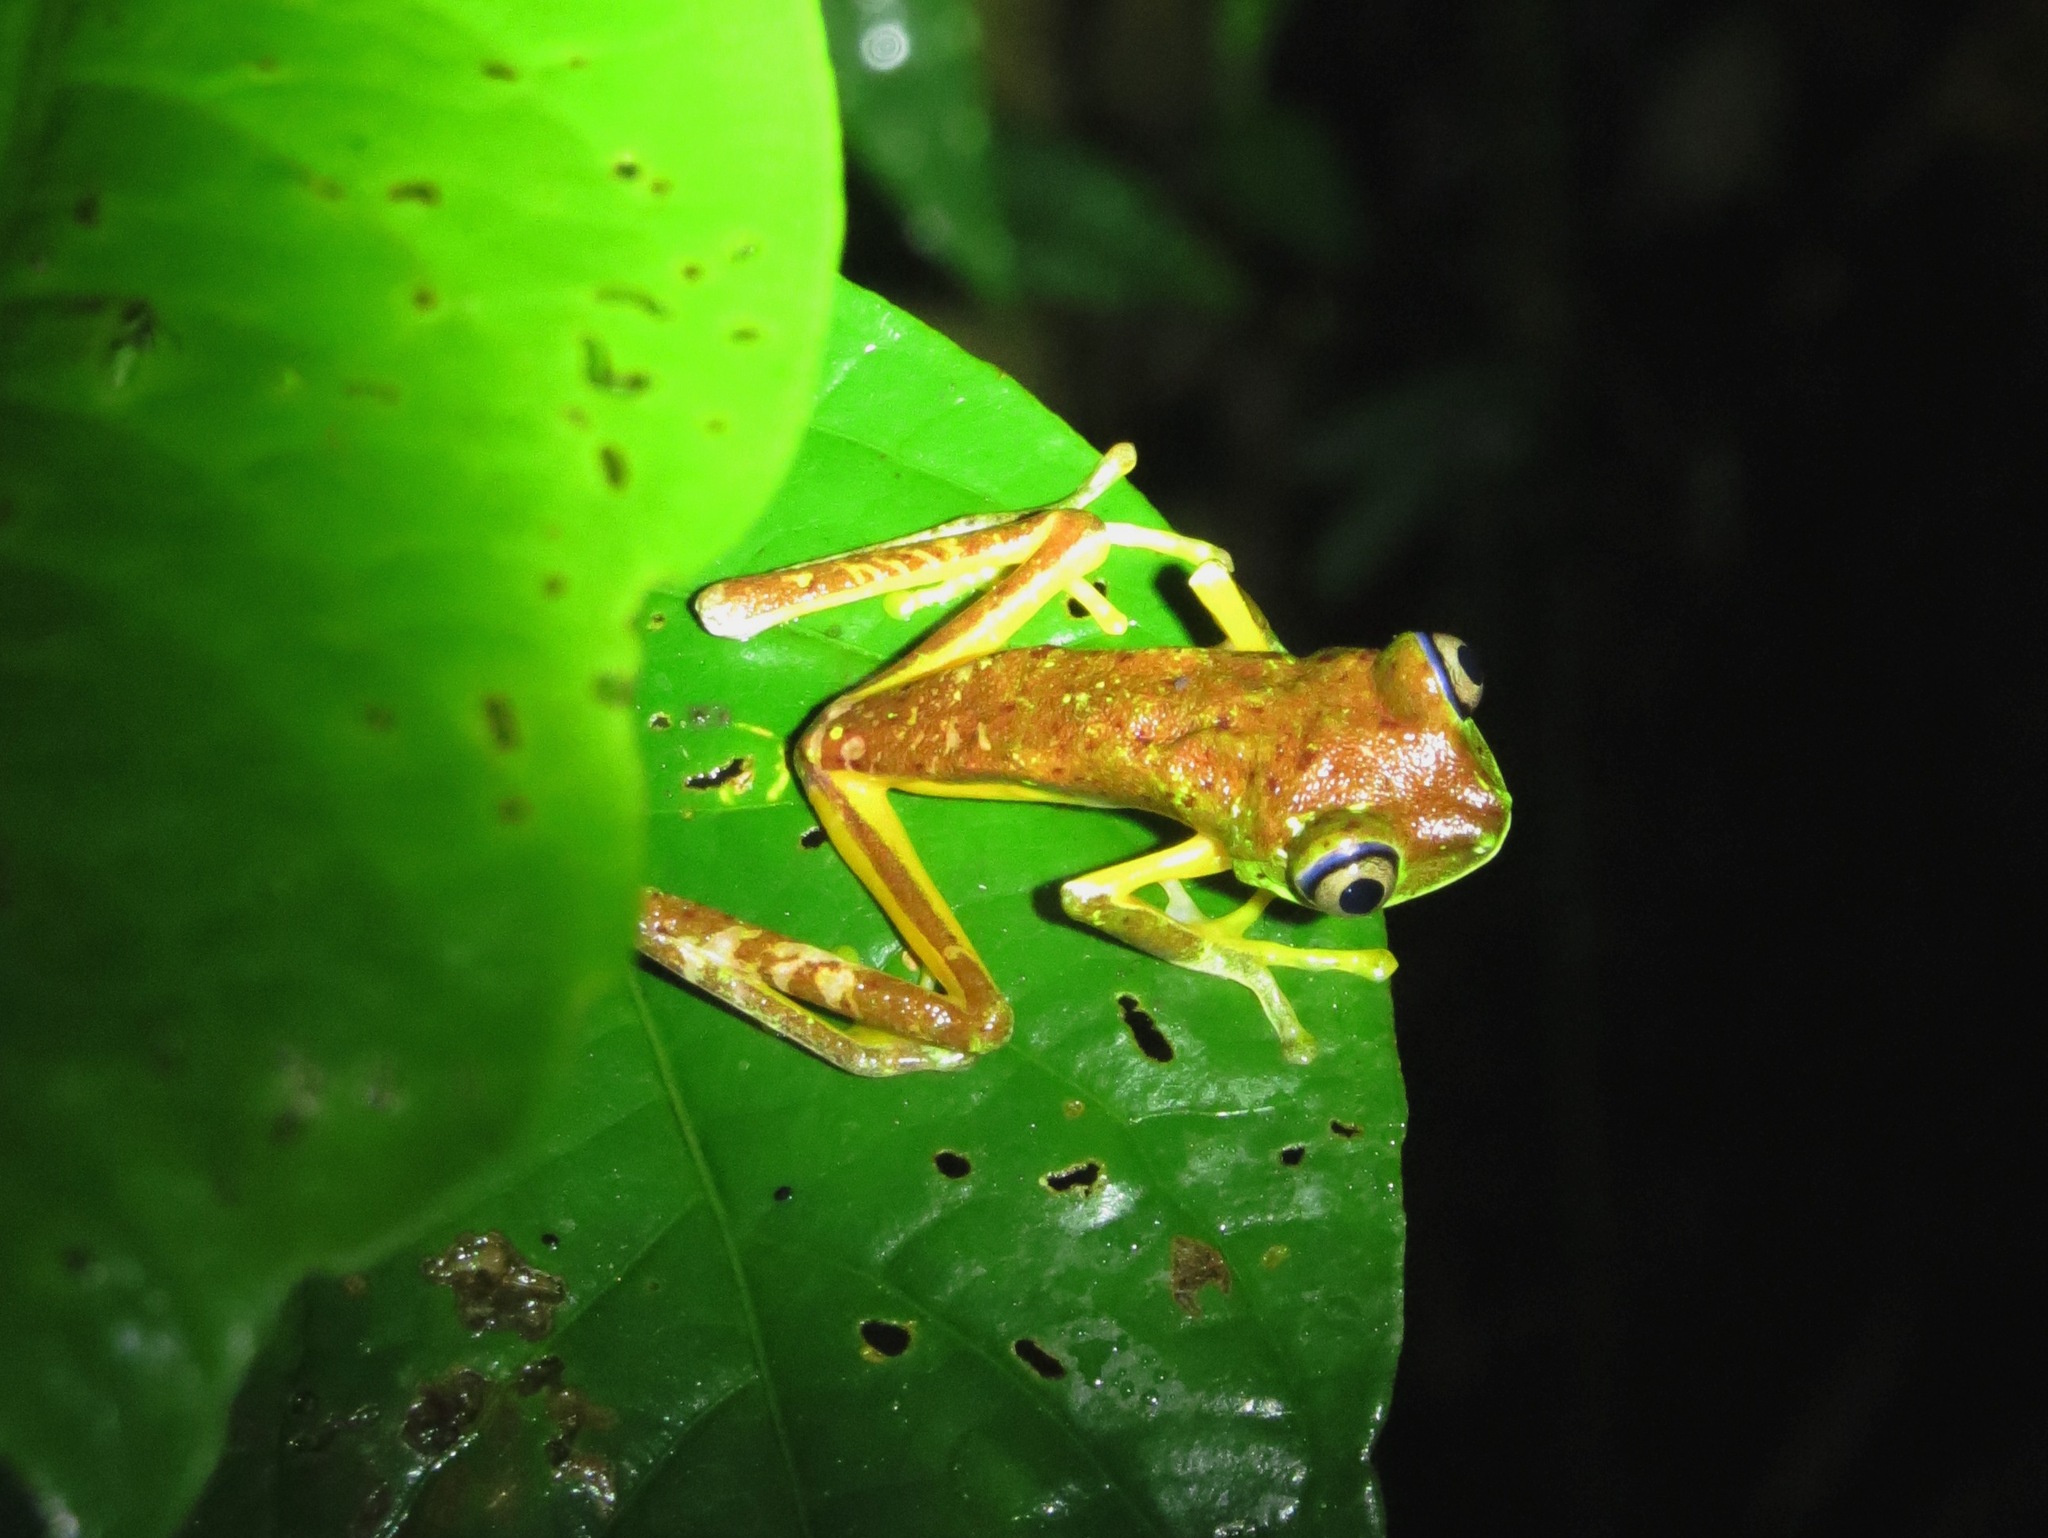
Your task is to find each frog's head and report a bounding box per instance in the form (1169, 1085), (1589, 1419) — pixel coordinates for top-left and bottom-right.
(1280, 632), (1511, 917)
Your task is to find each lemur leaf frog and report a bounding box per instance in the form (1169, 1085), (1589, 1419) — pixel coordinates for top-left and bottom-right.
(638, 444), (1510, 1075)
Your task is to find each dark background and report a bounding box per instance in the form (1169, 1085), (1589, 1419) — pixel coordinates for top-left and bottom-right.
(846, 2), (2048, 1533)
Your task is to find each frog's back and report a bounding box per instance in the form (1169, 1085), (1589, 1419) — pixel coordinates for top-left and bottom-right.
(813, 646), (1382, 848)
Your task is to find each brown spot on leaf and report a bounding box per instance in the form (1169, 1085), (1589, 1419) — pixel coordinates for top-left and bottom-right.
(402, 1367), (488, 1454)
(419, 1230), (566, 1340)
(1169, 1235), (1232, 1319)
(363, 704), (394, 731)
(600, 445), (628, 488)
(481, 59), (517, 80)
(412, 286), (437, 311)
(1330, 1119), (1362, 1138)
(497, 796), (529, 824)
(541, 573), (565, 597)
(73, 193), (99, 226)
(515, 1355), (565, 1396)
(482, 694), (519, 750)
(388, 181), (440, 205)
(596, 284), (666, 316)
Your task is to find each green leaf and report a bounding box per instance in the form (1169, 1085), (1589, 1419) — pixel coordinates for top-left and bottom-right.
(822, 0), (1017, 298)
(186, 282), (1405, 1534)
(998, 132), (1243, 313)
(1204, 107), (1368, 269)
(0, 4), (840, 1533)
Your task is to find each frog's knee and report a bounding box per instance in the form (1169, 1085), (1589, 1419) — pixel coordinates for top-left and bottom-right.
(972, 996), (1014, 1053)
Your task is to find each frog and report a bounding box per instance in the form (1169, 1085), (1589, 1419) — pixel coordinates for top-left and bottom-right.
(636, 443), (1510, 1076)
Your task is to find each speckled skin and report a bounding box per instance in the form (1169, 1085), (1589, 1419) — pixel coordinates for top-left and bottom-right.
(805, 633), (1512, 905)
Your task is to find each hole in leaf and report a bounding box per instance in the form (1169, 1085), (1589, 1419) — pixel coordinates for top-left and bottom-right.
(482, 695), (519, 750)
(859, 1320), (912, 1358)
(1065, 579), (1110, 619)
(933, 1150), (971, 1179)
(1013, 1339), (1067, 1379)
(1280, 1144), (1306, 1166)
(1117, 993), (1173, 1062)
(648, 711), (673, 731)
(540, 1231), (560, 1248)
(799, 825), (828, 849)
(1330, 1119), (1362, 1139)
(1042, 1160), (1101, 1195)
(772, 1185), (793, 1202)
(683, 755), (752, 792)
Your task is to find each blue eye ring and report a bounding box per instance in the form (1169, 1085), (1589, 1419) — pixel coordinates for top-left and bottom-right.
(1293, 841), (1400, 916)
(1419, 632), (1485, 717)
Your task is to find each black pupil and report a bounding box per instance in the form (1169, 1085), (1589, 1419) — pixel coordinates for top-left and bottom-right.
(1338, 876), (1386, 914)
(1454, 642), (1485, 690)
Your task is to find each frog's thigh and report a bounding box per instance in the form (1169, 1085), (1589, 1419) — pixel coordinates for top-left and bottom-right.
(638, 892), (972, 1076)
(795, 762), (1014, 1046)
(1059, 836), (1317, 1064)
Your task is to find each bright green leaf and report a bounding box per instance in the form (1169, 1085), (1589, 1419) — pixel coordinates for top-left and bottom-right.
(823, 0), (1017, 298)
(186, 283), (1404, 1535)
(0, 4), (840, 1533)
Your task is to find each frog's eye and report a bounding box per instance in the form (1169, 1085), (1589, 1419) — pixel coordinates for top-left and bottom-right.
(1422, 632), (1485, 716)
(1292, 841), (1400, 917)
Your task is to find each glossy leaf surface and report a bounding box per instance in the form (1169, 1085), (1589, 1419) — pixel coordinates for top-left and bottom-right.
(0, 5), (839, 1533)
(188, 284), (1405, 1535)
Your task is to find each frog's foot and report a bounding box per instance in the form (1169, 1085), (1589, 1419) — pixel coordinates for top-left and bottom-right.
(1062, 839), (1320, 1064)
(638, 891), (996, 1076)
(1160, 884), (1399, 977)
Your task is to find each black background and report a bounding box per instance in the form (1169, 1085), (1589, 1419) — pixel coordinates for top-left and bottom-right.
(847, 2), (2048, 1532)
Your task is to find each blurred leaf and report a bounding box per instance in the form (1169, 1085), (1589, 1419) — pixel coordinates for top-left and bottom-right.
(823, 0), (1018, 298)
(999, 132), (1243, 313)
(1304, 363), (1538, 596)
(1212, 0), (1300, 103)
(1205, 107), (1367, 268)
(0, 4), (840, 1533)
(184, 281), (1406, 1535)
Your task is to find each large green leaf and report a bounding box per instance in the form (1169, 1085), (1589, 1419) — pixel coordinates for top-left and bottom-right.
(185, 282), (1405, 1534)
(0, 4), (840, 1533)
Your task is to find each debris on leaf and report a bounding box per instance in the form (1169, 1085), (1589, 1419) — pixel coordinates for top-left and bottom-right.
(420, 1230), (567, 1340)
(1169, 1235), (1232, 1318)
